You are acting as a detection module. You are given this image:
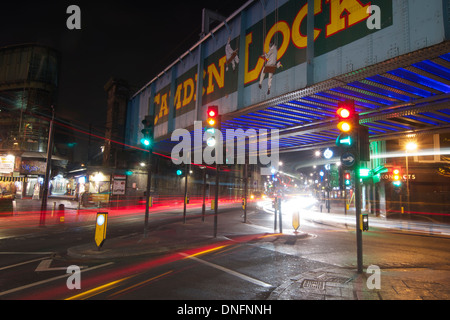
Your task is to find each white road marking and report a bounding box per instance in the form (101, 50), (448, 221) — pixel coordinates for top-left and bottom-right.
(35, 259), (87, 272)
(0, 252), (55, 255)
(0, 257), (48, 271)
(0, 262), (114, 297)
(179, 253), (273, 288)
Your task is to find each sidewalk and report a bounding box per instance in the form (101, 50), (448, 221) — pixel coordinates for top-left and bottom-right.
(65, 203), (450, 300)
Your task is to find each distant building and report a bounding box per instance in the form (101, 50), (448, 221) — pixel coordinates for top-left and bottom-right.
(0, 43), (63, 198)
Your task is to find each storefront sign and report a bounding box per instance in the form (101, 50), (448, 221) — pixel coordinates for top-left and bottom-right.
(0, 156), (15, 174)
(381, 173), (416, 181)
(20, 160), (46, 175)
(112, 175), (126, 195)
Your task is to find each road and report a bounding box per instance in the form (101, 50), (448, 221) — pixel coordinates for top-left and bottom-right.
(1, 198), (450, 302)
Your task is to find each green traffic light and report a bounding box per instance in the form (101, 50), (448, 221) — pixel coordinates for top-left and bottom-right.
(176, 170), (183, 176)
(340, 136), (352, 145)
(141, 138), (151, 147)
(336, 134), (353, 147)
(393, 181), (402, 187)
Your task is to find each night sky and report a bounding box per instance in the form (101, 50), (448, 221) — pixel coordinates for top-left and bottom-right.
(1, 0), (249, 129)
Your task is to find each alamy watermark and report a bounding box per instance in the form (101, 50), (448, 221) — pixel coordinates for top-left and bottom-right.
(66, 265), (81, 290)
(366, 265), (381, 290)
(171, 121), (279, 176)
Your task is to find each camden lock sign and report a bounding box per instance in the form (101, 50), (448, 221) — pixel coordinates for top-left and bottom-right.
(151, 0), (393, 126)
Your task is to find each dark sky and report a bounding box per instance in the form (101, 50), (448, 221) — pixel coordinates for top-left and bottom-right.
(1, 0), (249, 128)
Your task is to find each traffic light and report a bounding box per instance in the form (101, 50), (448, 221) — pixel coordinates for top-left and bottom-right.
(344, 172), (351, 186)
(205, 106), (220, 147)
(335, 101), (357, 150)
(206, 106), (220, 131)
(360, 213), (369, 231)
(141, 115), (154, 148)
(392, 167), (402, 187)
(176, 169), (183, 176)
(336, 100), (355, 133)
(206, 106), (219, 128)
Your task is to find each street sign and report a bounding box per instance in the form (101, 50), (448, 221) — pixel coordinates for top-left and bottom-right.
(341, 152), (356, 168)
(95, 212), (108, 248)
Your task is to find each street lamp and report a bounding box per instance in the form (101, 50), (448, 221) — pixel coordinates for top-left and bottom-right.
(405, 142), (417, 214)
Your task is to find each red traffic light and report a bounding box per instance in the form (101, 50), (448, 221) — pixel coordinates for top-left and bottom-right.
(206, 106), (219, 128)
(336, 101), (355, 119)
(337, 107), (351, 119)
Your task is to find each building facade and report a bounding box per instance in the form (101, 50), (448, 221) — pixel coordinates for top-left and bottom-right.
(0, 44), (60, 199)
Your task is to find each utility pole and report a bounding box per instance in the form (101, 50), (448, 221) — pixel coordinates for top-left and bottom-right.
(40, 106), (55, 226)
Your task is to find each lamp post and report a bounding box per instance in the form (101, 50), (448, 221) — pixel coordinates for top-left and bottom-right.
(405, 142), (417, 214)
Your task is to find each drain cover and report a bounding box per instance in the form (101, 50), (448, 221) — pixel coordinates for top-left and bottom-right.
(302, 279), (325, 290)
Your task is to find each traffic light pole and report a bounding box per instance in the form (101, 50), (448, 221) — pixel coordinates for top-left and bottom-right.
(183, 163), (188, 224)
(243, 162), (248, 223)
(144, 148), (152, 238)
(202, 167), (206, 222)
(214, 163), (219, 238)
(355, 154), (363, 274)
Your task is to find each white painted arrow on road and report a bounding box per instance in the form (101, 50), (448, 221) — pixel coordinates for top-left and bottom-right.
(35, 259), (86, 272)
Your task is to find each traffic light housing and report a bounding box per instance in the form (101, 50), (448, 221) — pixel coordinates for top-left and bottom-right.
(392, 167), (402, 187)
(360, 213), (369, 231)
(344, 172), (352, 186)
(205, 106), (220, 147)
(141, 115), (154, 148)
(206, 106), (220, 129)
(336, 101), (356, 134)
(335, 101), (357, 151)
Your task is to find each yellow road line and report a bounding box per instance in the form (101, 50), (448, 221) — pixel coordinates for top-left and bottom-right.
(65, 276), (132, 300)
(108, 271), (173, 298)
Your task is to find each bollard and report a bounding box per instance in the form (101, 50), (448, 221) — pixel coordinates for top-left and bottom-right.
(58, 204), (65, 223)
(52, 202), (56, 217)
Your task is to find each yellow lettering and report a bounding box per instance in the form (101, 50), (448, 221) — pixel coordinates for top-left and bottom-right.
(264, 21), (290, 59)
(182, 78), (195, 107)
(244, 33), (265, 85)
(154, 93), (160, 124)
(206, 56), (227, 95)
(292, 0), (322, 49)
(326, 0), (370, 37)
(159, 93), (169, 118)
(174, 84), (183, 110)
